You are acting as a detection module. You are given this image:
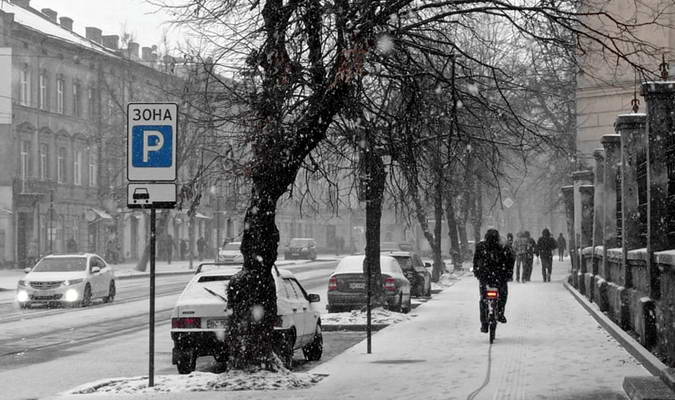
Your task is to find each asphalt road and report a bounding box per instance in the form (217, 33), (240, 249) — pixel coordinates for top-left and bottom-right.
(0, 260), (339, 372)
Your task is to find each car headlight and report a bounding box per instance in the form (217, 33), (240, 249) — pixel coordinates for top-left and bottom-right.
(62, 279), (83, 286)
(16, 290), (29, 302)
(18, 280), (27, 287)
(64, 289), (79, 302)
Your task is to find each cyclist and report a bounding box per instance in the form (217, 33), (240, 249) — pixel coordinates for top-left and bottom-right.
(473, 229), (513, 333)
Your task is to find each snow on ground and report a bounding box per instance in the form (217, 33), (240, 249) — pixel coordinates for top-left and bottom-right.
(431, 270), (464, 290)
(321, 307), (413, 326)
(64, 369), (326, 395)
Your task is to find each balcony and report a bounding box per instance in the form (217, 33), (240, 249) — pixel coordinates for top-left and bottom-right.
(12, 178), (57, 196)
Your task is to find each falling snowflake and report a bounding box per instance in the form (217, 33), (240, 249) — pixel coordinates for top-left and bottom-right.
(377, 34), (394, 54)
(252, 305), (265, 322)
(466, 82), (479, 95)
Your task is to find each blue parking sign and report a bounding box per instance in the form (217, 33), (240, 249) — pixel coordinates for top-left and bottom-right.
(131, 125), (173, 167)
(128, 103), (177, 182)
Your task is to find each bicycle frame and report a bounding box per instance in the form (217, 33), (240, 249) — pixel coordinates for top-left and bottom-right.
(485, 287), (499, 343)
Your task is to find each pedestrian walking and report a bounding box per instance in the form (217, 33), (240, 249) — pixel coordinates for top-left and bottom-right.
(473, 229), (512, 332)
(504, 233), (516, 281)
(197, 236), (206, 261)
(536, 228), (557, 282)
(166, 234), (176, 264)
(180, 239), (188, 261)
(513, 231), (528, 282)
(557, 233), (567, 261)
(522, 231), (536, 282)
(66, 237), (78, 253)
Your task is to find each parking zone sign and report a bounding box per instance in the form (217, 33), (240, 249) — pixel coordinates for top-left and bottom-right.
(127, 103), (177, 182)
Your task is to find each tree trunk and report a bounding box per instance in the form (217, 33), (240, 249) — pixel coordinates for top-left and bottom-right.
(363, 149), (386, 304)
(472, 181), (483, 243)
(135, 211), (169, 271)
(445, 196), (462, 270)
(226, 183), (280, 369)
(432, 180), (444, 281)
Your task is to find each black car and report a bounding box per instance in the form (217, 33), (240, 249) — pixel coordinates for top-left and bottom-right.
(384, 251), (431, 297)
(284, 238), (318, 260)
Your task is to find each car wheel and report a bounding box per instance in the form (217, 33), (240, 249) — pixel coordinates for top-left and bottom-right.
(390, 293), (403, 313)
(176, 349), (197, 374)
(302, 324), (323, 361)
(80, 284), (92, 307)
(274, 329), (295, 369)
(103, 281), (116, 303)
(402, 295), (412, 314)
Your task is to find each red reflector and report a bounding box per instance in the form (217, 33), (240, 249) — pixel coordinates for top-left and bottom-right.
(486, 291), (499, 298)
(328, 276), (337, 291)
(171, 317), (201, 329)
(383, 277), (396, 291)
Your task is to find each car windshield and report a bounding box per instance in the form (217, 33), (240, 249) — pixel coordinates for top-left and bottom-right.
(289, 239), (310, 247)
(222, 243), (240, 251)
(32, 258), (87, 272)
(196, 264), (241, 274)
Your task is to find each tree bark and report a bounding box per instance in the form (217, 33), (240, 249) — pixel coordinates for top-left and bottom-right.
(226, 184), (280, 369)
(445, 196), (462, 270)
(472, 180), (483, 244)
(135, 211), (169, 271)
(363, 149), (386, 304)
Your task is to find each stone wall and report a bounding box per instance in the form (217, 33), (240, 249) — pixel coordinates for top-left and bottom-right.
(562, 80), (675, 369)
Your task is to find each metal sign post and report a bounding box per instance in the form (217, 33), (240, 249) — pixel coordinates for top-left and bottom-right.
(367, 260), (372, 353)
(127, 103), (178, 388)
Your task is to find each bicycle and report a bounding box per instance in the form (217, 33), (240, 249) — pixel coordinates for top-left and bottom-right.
(484, 287), (500, 344)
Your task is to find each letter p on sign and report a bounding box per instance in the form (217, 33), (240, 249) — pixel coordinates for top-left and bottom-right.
(132, 126), (172, 167)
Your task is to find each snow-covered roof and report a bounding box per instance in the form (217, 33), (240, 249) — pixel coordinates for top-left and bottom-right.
(0, 2), (119, 58)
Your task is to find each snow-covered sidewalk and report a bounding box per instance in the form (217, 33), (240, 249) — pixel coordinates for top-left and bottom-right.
(47, 259), (651, 400)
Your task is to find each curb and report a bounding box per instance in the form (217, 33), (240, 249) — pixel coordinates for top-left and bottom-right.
(322, 324), (389, 332)
(563, 280), (668, 376)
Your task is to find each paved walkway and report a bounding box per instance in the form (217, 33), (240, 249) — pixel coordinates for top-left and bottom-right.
(49, 257), (650, 400)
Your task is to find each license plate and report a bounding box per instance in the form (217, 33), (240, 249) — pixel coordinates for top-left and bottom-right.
(207, 319), (228, 329)
(349, 282), (365, 289)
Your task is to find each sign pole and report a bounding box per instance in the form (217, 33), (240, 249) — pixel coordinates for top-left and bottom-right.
(366, 259), (372, 354)
(149, 207), (156, 387)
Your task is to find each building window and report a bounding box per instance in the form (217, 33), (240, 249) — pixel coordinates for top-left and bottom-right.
(57, 147), (66, 183)
(20, 140), (31, 179)
(88, 151), (96, 186)
(72, 82), (80, 117)
(56, 78), (64, 114)
(39, 70), (48, 110)
(19, 65), (30, 106)
(74, 150), (82, 185)
(39, 143), (48, 180)
(88, 87), (96, 118)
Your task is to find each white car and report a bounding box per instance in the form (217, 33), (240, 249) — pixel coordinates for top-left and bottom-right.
(170, 266), (323, 373)
(16, 254), (116, 308)
(216, 242), (243, 264)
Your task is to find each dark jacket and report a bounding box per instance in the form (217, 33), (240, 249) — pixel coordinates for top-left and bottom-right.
(473, 239), (511, 285)
(536, 229), (557, 258)
(557, 235), (567, 251)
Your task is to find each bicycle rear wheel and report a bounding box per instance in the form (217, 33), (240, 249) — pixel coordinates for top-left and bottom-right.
(489, 322), (496, 343)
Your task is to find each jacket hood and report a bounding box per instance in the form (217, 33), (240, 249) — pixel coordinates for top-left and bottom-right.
(542, 228), (551, 237)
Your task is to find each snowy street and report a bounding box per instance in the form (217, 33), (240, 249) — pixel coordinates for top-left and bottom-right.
(0, 259), (340, 399)
(16, 257), (651, 400)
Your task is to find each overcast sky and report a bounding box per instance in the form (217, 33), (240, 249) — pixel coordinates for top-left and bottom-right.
(30, 0), (184, 50)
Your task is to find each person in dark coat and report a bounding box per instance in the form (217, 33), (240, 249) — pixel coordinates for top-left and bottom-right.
(521, 231), (536, 282)
(504, 233), (516, 280)
(557, 233), (567, 261)
(197, 236), (207, 261)
(513, 231), (527, 282)
(536, 228), (557, 282)
(473, 229), (511, 332)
